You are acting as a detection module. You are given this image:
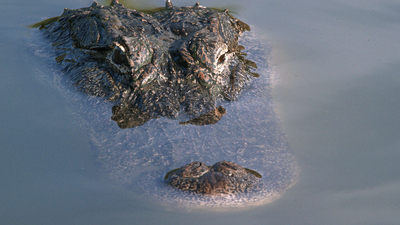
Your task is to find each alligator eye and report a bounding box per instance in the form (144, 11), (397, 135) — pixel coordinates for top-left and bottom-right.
(218, 53), (225, 64)
(112, 44), (127, 64)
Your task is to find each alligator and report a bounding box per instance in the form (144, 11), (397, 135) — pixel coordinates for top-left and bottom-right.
(34, 0), (258, 128)
(33, 0), (298, 207)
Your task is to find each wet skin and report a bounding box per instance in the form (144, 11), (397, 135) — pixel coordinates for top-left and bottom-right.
(34, 0), (262, 195)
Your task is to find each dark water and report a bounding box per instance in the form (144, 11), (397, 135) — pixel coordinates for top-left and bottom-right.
(1, 0), (400, 224)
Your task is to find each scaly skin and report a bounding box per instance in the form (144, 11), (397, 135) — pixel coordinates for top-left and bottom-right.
(165, 161), (262, 195)
(36, 0), (256, 128)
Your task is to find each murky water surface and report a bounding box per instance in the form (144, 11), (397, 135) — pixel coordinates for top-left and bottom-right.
(1, 0), (400, 224)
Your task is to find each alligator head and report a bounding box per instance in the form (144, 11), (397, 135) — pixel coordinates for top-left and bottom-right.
(35, 0), (257, 128)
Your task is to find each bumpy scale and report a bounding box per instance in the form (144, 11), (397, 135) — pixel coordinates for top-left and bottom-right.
(165, 161), (262, 195)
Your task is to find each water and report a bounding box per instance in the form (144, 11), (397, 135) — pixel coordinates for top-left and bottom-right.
(1, 0), (400, 224)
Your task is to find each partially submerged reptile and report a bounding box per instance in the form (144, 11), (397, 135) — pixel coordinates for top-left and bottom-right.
(34, 0), (258, 128)
(33, 0), (298, 207)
